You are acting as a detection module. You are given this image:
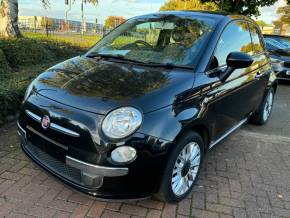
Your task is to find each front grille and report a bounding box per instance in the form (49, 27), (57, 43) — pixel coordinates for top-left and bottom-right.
(27, 126), (67, 163)
(23, 106), (99, 162)
(24, 126), (103, 189)
(24, 126), (84, 185)
(24, 141), (82, 185)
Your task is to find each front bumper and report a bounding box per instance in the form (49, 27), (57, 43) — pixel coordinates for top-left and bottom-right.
(18, 122), (130, 194)
(18, 120), (167, 200)
(17, 92), (172, 199)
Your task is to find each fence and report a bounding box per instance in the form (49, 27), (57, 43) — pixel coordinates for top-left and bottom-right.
(18, 16), (111, 36)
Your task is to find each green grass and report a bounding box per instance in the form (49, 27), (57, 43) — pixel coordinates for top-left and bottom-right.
(23, 32), (102, 49)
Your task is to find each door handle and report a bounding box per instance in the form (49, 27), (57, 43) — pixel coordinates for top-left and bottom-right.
(255, 72), (264, 78)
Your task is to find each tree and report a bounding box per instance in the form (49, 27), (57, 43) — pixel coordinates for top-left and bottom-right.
(271, 2), (290, 35)
(0, 0), (49, 38)
(256, 20), (270, 30)
(277, 5), (290, 24)
(41, 16), (54, 36)
(200, 0), (279, 16)
(41, 17), (54, 28)
(272, 20), (283, 34)
(75, 0), (98, 35)
(104, 16), (126, 29)
(160, 0), (217, 11)
(0, 0), (21, 37)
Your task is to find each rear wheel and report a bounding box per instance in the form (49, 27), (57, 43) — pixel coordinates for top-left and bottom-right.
(154, 131), (204, 203)
(251, 88), (274, 125)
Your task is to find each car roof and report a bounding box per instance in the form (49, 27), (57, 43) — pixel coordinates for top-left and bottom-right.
(134, 10), (252, 23)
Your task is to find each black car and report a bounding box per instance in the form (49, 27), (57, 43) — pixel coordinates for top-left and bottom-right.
(18, 11), (277, 203)
(263, 34), (290, 80)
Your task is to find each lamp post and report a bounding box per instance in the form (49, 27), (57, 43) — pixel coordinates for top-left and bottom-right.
(81, 0), (85, 35)
(65, 0), (72, 32)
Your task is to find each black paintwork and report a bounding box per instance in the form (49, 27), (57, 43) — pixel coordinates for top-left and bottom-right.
(18, 11), (277, 200)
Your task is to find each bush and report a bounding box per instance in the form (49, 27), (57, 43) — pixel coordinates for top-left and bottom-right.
(0, 36), (84, 124)
(0, 49), (11, 74)
(0, 38), (83, 68)
(0, 63), (49, 123)
(0, 38), (56, 67)
(0, 82), (26, 124)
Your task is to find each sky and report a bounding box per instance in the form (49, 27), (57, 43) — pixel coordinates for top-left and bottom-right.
(18, 0), (287, 25)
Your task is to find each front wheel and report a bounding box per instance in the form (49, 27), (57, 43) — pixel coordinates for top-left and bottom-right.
(251, 88), (274, 125)
(154, 131), (204, 203)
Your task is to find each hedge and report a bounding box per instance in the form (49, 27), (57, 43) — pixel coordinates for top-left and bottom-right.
(0, 37), (84, 124)
(0, 49), (11, 74)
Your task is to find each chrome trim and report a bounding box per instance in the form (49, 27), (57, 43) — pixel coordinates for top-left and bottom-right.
(50, 123), (80, 137)
(66, 156), (129, 177)
(25, 110), (41, 123)
(25, 110), (80, 137)
(17, 121), (26, 134)
(209, 117), (248, 149)
(27, 125), (68, 151)
(277, 77), (290, 81)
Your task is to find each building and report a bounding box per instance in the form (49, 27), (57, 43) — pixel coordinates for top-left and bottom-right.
(261, 26), (274, 35)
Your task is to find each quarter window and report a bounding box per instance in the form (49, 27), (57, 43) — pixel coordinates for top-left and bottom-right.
(249, 24), (264, 54)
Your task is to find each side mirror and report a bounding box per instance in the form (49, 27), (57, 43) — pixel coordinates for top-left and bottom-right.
(219, 52), (253, 82)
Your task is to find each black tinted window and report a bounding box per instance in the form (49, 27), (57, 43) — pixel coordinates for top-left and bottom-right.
(249, 24), (264, 54)
(214, 21), (252, 67)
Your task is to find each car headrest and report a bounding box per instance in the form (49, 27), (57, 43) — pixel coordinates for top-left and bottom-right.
(172, 26), (185, 42)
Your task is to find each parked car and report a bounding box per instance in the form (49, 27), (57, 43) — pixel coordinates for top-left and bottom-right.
(263, 34), (290, 80)
(18, 11), (277, 203)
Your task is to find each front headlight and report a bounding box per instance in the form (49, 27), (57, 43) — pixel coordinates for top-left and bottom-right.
(102, 107), (142, 139)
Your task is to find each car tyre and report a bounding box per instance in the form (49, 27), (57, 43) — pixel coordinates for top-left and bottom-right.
(251, 88), (274, 125)
(154, 131), (204, 203)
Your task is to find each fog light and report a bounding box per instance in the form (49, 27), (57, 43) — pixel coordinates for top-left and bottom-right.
(111, 146), (137, 164)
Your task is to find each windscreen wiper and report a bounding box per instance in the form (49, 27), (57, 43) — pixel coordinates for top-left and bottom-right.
(86, 53), (146, 64)
(86, 53), (194, 69)
(146, 62), (194, 70)
(86, 52), (124, 59)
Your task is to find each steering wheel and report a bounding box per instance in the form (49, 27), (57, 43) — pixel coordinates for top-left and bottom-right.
(133, 40), (153, 49)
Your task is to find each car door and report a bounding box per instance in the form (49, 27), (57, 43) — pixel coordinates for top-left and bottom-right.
(248, 23), (272, 109)
(203, 20), (261, 142)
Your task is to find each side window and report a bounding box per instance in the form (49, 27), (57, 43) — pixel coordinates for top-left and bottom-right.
(249, 24), (264, 54)
(211, 21), (252, 69)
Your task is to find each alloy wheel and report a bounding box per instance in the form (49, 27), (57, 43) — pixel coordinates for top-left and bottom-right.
(263, 91), (273, 122)
(171, 142), (201, 196)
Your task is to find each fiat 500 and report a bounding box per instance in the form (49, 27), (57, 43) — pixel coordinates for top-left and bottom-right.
(18, 11), (277, 203)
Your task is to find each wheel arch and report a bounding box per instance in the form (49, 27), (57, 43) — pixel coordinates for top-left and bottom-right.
(172, 121), (211, 154)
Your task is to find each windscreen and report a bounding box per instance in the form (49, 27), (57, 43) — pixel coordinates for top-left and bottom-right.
(87, 15), (217, 67)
